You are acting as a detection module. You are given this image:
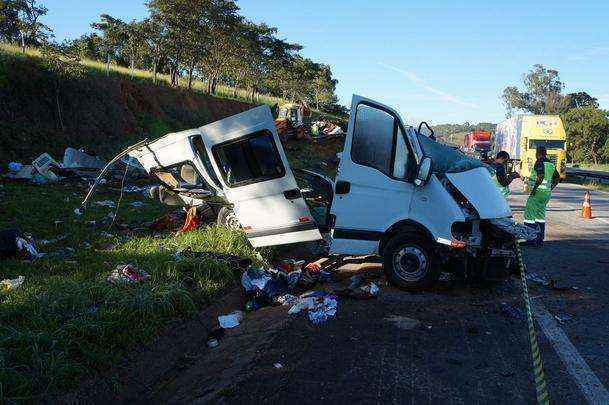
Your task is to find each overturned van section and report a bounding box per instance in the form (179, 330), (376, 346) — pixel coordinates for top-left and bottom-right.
(122, 97), (532, 290)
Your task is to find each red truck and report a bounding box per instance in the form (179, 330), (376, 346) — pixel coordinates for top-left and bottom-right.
(464, 130), (492, 155)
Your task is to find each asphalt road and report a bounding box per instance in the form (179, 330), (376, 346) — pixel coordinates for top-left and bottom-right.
(76, 181), (609, 405)
(221, 181), (608, 404)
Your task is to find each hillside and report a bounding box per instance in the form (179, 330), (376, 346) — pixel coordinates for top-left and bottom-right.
(0, 45), (262, 163)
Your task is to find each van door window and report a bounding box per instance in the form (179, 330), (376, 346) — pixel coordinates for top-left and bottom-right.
(393, 126), (409, 179)
(212, 130), (285, 187)
(351, 104), (395, 176)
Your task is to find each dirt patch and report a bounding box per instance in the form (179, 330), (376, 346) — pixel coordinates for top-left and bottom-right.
(57, 286), (292, 404)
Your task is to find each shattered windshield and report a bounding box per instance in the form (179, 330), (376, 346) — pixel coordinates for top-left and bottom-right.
(417, 133), (485, 173)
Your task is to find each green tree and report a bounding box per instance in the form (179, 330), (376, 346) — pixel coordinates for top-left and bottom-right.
(0, 0), (21, 42)
(91, 14), (128, 76)
(502, 64), (569, 116)
(40, 43), (87, 130)
(12, 0), (51, 52)
(565, 91), (599, 109)
(562, 106), (609, 164)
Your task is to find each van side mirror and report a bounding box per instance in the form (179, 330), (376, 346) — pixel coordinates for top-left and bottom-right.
(418, 122), (436, 140)
(415, 157), (433, 186)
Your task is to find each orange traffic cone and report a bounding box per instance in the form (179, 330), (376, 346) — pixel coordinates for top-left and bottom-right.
(582, 191), (593, 219)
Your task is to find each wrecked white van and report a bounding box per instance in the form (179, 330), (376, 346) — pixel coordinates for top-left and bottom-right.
(124, 95), (524, 290)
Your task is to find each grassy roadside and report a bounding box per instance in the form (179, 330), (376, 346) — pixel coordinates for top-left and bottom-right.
(0, 179), (265, 401)
(567, 163), (609, 172)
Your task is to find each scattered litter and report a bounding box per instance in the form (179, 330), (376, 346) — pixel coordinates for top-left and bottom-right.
(334, 275), (380, 299)
(62, 147), (106, 170)
(288, 292), (338, 325)
(107, 264), (150, 285)
(74, 208), (82, 216)
(130, 201), (144, 208)
(273, 363), (283, 369)
(218, 310), (244, 329)
(500, 302), (524, 320)
(1, 230), (42, 259)
(95, 200), (116, 208)
(554, 314), (573, 324)
(1, 276), (25, 292)
(385, 315), (420, 330)
(242, 267), (273, 292)
(32, 153), (60, 182)
(38, 235), (67, 246)
(275, 294), (297, 306)
(8, 162), (22, 171)
(100, 232), (115, 238)
(526, 272), (550, 286)
(207, 338), (219, 348)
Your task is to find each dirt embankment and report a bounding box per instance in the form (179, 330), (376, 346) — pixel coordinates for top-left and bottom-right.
(0, 54), (254, 162)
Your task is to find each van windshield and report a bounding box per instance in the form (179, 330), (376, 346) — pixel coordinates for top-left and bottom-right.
(529, 139), (565, 150)
(417, 133), (485, 173)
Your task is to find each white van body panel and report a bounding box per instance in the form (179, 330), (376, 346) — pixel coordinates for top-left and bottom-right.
(408, 175), (466, 243)
(198, 105), (323, 248)
(329, 95), (423, 256)
(446, 168), (512, 219)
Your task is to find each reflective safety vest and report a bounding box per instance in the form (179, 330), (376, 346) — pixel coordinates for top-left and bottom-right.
(529, 161), (556, 192)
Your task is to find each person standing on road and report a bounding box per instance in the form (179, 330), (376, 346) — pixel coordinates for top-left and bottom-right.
(490, 151), (520, 199)
(523, 146), (560, 246)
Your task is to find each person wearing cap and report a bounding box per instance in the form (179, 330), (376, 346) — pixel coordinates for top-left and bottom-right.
(523, 146), (560, 246)
(490, 151), (520, 199)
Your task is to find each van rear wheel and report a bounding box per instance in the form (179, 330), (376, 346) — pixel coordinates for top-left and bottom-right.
(383, 234), (440, 291)
(217, 206), (241, 230)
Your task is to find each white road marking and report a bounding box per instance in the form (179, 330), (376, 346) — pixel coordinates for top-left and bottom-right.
(532, 301), (609, 404)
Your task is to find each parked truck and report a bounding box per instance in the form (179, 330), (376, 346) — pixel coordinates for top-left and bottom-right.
(464, 130), (492, 156)
(494, 115), (567, 180)
(88, 95), (535, 291)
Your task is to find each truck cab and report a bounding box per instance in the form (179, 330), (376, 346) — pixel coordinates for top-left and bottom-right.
(130, 95), (524, 290)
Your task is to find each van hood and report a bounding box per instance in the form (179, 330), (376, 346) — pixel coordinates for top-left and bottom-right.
(445, 167), (512, 219)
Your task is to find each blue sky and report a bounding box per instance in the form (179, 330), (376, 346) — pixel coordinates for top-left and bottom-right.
(43, 0), (609, 124)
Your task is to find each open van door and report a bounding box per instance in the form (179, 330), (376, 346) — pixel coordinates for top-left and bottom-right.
(330, 95), (421, 255)
(198, 105), (322, 248)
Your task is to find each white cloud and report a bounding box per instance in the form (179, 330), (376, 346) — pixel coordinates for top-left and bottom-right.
(378, 62), (479, 109)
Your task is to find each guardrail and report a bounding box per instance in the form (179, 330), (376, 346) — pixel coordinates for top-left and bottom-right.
(566, 167), (609, 183)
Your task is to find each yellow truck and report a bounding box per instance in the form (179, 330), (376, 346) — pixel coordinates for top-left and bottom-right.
(494, 115), (567, 180)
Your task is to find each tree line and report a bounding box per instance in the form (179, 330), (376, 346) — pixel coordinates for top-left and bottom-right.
(502, 64), (609, 165)
(0, 0), (344, 115)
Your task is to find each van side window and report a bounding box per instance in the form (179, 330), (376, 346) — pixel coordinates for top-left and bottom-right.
(191, 135), (222, 188)
(352, 104), (395, 176)
(213, 130), (285, 187)
(393, 126), (409, 179)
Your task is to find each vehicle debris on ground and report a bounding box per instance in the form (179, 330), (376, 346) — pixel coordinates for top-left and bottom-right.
(107, 264), (150, 285)
(0, 275), (25, 292)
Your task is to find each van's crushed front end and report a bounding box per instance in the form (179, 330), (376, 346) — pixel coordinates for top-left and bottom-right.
(437, 167), (535, 280)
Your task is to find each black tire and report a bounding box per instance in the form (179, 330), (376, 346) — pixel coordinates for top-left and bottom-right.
(217, 206), (241, 230)
(383, 233), (440, 291)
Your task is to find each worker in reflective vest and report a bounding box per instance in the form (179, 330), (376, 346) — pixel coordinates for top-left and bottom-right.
(490, 151), (520, 199)
(523, 146), (560, 246)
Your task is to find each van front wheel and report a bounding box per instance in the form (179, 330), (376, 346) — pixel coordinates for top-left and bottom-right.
(383, 234), (440, 291)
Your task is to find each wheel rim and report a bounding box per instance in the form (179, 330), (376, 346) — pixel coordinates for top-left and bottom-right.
(392, 246), (428, 282)
(225, 211), (242, 230)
